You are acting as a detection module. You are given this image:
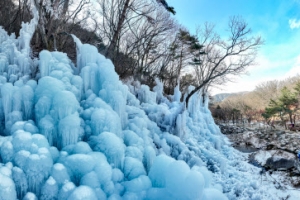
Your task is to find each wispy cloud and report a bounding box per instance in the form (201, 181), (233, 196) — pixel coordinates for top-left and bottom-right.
(210, 52), (300, 95)
(283, 55), (300, 79)
(289, 18), (300, 29)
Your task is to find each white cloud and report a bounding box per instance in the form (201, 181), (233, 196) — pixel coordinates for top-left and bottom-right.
(210, 75), (273, 95)
(210, 53), (300, 95)
(282, 55), (300, 79)
(289, 18), (300, 29)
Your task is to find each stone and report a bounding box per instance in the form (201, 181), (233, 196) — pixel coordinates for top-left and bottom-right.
(291, 177), (300, 187)
(293, 142), (297, 146)
(266, 144), (275, 150)
(265, 151), (296, 170)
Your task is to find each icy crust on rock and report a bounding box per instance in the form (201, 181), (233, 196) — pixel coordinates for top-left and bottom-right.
(0, 15), (280, 200)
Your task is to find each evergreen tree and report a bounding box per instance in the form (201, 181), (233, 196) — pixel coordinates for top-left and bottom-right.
(263, 86), (298, 128)
(156, 0), (176, 15)
(165, 29), (203, 93)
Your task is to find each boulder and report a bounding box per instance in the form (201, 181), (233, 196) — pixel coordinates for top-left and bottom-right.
(251, 150), (297, 170)
(264, 151), (296, 170)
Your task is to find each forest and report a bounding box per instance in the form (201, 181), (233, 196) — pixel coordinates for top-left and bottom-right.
(211, 76), (300, 129)
(0, 0), (262, 105)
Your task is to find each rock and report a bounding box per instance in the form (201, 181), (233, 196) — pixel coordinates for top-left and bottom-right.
(264, 151), (296, 170)
(250, 150), (297, 171)
(266, 144), (275, 150)
(251, 150), (272, 166)
(220, 124), (300, 165)
(276, 132), (281, 137)
(291, 147), (297, 152)
(241, 142), (246, 146)
(291, 177), (300, 187)
(248, 136), (265, 149)
(293, 142), (297, 146)
(265, 157), (295, 170)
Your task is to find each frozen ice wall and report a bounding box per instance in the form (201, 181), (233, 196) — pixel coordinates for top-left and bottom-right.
(0, 2), (39, 135)
(0, 12), (278, 200)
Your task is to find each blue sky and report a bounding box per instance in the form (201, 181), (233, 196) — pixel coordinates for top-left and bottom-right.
(169, 0), (300, 94)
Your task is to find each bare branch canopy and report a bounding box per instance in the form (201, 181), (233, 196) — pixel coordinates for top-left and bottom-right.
(185, 16), (263, 107)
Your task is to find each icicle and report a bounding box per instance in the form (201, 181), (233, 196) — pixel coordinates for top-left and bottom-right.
(173, 81), (181, 102)
(17, 2), (39, 57)
(137, 85), (156, 104)
(51, 163), (70, 187)
(25, 154), (45, 196)
(12, 87), (22, 112)
(1, 83), (14, 117)
(153, 78), (164, 103)
(57, 113), (81, 149)
(90, 108), (122, 137)
(0, 53), (8, 73)
(35, 96), (52, 124)
(40, 176), (59, 200)
(12, 167), (28, 200)
(52, 91), (79, 120)
(39, 115), (57, 146)
(21, 85), (34, 120)
(39, 51), (53, 77)
(0, 173), (17, 200)
(89, 132), (125, 169)
(58, 182), (76, 199)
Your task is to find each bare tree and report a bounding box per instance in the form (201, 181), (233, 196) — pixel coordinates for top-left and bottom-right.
(32, 0), (91, 51)
(124, 7), (176, 80)
(94, 0), (178, 83)
(0, 0), (33, 35)
(254, 80), (283, 106)
(186, 17), (263, 107)
(94, 0), (154, 60)
(102, 0), (131, 59)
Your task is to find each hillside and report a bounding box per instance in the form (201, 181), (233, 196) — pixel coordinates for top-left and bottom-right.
(0, 8), (296, 200)
(211, 92), (248, 103)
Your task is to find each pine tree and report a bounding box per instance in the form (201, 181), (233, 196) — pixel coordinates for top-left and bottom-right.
(156, 0), (176, 15)
(263, 86), (299, 128)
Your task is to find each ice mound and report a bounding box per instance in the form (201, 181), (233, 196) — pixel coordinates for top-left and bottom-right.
(0, 7), (278, 200)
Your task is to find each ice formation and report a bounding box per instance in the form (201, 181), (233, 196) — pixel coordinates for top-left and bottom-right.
(0, 7), (288, 200)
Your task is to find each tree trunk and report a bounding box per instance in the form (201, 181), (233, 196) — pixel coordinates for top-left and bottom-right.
(185, 80), (208, 108)
(34, 0), (49, 49)
(105, 0), (131, 59)
(289, 113), (293, 124)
